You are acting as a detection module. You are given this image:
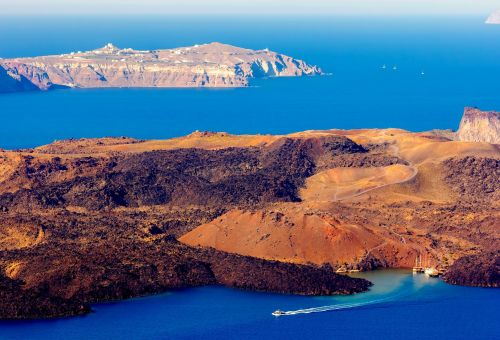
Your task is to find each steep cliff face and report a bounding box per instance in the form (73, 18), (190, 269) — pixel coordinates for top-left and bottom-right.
(0, 65), (41, 93)
(0, 62), (56, 91)
(0, 42), (322, 93)
(456, 107), (500, 144)
(486, 10), (500, 24)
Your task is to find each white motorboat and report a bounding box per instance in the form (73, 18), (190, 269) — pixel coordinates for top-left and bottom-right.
(272, 310), (287, 316)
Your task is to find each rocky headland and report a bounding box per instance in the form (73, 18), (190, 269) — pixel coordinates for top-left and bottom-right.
(456, 107), (500, 144)
(0, 43), (322, 93)
(0, 107), (498, 319)
(442, 251), (499, 287)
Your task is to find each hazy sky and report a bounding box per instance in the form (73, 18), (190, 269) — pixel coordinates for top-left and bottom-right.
(2, 0), (498, 15)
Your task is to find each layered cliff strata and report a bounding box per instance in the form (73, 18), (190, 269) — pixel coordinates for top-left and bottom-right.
(456, 107), (500, 144)
(0, 42), (322, 93)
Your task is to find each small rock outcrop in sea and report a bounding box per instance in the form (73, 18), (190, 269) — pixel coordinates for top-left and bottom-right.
(486, 10), (500, 24)
(0, 42), (323, 93)
(456, 107), (500, 144)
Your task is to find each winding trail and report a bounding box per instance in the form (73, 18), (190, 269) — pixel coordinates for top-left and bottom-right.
(341, 137), (418, 201)
(301, 133), (419, 203)
(338, 166), (417, 201)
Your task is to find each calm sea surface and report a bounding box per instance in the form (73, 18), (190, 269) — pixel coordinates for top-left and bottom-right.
(0, 16), (499, 339)
(0, 16), (499, 149)
(0, 270), (498, 339)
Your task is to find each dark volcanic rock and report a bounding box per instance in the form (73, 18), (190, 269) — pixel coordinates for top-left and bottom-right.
(0, 233), (370, 319)
(210, 256), (370, 296)
(0, 137), (374, 319)
(443, 157), (500, 201)
(442, 251), (500, 287)
(1, 136), (367, 211)
(0, 274), (90, 319)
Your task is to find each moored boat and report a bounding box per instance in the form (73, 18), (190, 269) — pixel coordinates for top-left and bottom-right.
(424, 267), (439, 277)
(412, 254), (424, 273)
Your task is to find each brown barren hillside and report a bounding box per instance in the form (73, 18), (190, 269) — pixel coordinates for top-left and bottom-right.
(0, 108), (499, 319)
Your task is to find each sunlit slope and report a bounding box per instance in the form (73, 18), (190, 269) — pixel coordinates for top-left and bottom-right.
(180, 128), (499, 269)
(300, 164), (416, 202)
(179, 206), (416, 267)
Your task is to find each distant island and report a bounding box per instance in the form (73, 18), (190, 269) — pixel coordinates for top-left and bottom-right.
(0, 43), (323, 93)
(0, 107), (498, 319)
(486, 10), (500, 24)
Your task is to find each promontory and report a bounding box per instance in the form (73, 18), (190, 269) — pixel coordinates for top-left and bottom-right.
(0, 42), (322, 93)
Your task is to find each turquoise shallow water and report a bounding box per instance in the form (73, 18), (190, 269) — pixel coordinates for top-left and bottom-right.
(0, 16), (499, 149)
(0, 270), (498, 339)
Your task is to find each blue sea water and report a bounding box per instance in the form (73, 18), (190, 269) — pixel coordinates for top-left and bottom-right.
(0, 16), (499, 149)
(0, 270), (498, 339)
(0, 16), (499, 339)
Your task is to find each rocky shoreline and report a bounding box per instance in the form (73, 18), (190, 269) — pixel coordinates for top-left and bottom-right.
(0, 236), (370, 319)
(442, 251), (499, 288)
(0, 109), (498, 319)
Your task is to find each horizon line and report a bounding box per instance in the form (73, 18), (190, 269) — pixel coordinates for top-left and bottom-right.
(0, 13), (492, 18)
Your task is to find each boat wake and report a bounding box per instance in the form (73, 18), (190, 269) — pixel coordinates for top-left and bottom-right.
(272, 297), (392, 317)
(272, 273), (426, 317)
